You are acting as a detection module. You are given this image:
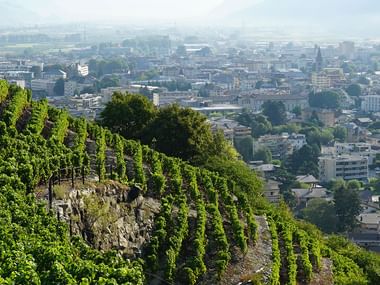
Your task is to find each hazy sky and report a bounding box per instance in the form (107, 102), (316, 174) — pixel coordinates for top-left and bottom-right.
(10, 0), (234, 21)
(0, 0), (265, 23)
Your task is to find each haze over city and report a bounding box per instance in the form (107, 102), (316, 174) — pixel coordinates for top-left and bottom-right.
(1, 0), (380, 38)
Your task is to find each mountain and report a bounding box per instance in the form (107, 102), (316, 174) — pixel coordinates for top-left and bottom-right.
(211, 0), (380, 36)
(0, 1), (40, 27)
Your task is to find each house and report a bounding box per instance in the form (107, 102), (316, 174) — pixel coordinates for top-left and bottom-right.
(251, 163), (279, 179)
(296, 174), (319, 188)
(357, 213), (380, 231)
(291, 187), (329, 206)
(254, 134), (293, 160)
(264, 180), (281, 204)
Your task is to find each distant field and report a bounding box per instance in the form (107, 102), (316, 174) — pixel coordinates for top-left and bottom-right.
(0, 43), (76, 55)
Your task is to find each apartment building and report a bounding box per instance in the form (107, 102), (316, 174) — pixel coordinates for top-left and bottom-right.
(254, 134), (293, 160)
(361, 95), (380, 112)
(319, 155), (368, 182)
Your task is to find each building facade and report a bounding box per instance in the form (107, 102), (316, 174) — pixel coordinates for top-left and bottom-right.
(319, 155), (368, 182)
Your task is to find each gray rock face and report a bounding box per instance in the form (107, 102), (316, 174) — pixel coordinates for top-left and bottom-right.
(53, 181), (161, 258)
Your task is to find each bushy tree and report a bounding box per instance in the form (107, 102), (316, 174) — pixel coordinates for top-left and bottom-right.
(346, 84), (362, 97)
(252, 147), (272, 163)
(334, 184), (362, 232)
(234, 136), (254, 162)
(309, 91), (341, 109)
(100, 92), (156, 139)
(54, 78), (65, 96)
(301, 199), (337, 233)
(143, 104), (214, 162)
(262, 101), (287, 126)
(334, 126), (348, 142)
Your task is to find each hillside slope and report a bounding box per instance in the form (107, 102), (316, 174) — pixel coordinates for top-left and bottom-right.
(0, 80), (378, 284)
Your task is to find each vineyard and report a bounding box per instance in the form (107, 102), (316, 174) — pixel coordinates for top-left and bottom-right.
(0, 80), (378, 285)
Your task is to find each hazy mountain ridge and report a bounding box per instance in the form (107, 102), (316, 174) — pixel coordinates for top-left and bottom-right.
(212, 0), (380, 36)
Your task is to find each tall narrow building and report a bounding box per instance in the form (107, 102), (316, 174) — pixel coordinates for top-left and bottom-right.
(315, 46), (323, 72)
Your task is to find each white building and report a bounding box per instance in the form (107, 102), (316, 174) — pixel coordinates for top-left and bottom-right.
(76, 64), (89, 77)
(238, 94), (308, 112)
(319, 155), (368, 182)
(334, 142), (378, 165)
(361, 95), (380, 112)
(288, 133), (307, 151)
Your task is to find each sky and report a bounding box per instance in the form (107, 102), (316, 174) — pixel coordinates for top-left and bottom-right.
(2, 0), (228, 22)
(1, 0), (379, 38)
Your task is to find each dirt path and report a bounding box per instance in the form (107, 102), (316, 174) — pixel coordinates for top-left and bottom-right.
(220, 215), (273, 285)
(309, 258), (334, 285)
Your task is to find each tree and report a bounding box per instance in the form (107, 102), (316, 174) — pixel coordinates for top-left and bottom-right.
(333, 126), (348, 142)
(202, 156), (263, 202)
(301, 199), (338, 233)
(262, 101), (287, 126)
(237, 112), (272, 138)
(308, 91), (341, 109)
(334, 184), (362, 232)
(234, 136), (254, 162)
(143, 104), (214, 162)
(80, 86), (96, 94)
(54, 78), (65, 96)
(346, 84), (362, 97)
(288, 144), (320, 177)
(307, 129), (333, 146)
(100, 92), (156, 139)
(292, 106), (302, 117)
(252, 147), (272, 163)
(358, 76), (370, 85)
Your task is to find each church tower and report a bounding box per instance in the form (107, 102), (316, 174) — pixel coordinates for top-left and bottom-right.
(315, 46), (323, 72)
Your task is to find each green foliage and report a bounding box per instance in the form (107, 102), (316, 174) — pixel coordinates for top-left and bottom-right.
(3, 86), (29, 127)
(100, 92), (156, 139)
(145, 196), (173, 272)
(234, 136), (254, 162)
(26, 99), (48, 135)
(309, 91), (341, 109)
(295, 230), (313, 282)
(262, 101), (287, 126)
(287, 144), (320, 177)
(237, 192), (258, 244)
(237, 112), (272, 138)
(54, 78), (65, 96)
(346, 83), (362, 97)
(253, 147), (272, 163)
(334, 185), (362, 232)
(95, 127), (106, 181)
(268, 217), (281, 285)
(330, 252), (368, 285)
(144, 104), (214, 162)
(50, 109), (69, 143)
(113, 134), (126, 181)
(0, 79), (9, 103)
(133, 143), (145, 186)
(71, 118), (87, 168)
(301, 199), (338, 233)
(202, 156), (263, 204)
(215, 177), (247, 252)
(333, 126), (348, 142)
(326, 236), (380, 284)
(0, 84), (377, 285)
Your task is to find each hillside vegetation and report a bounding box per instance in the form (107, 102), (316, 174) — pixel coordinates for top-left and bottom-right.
(0, 80), (379, 284)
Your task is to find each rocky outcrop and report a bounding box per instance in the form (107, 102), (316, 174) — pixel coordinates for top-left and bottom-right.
(53, 181), (160, 258)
